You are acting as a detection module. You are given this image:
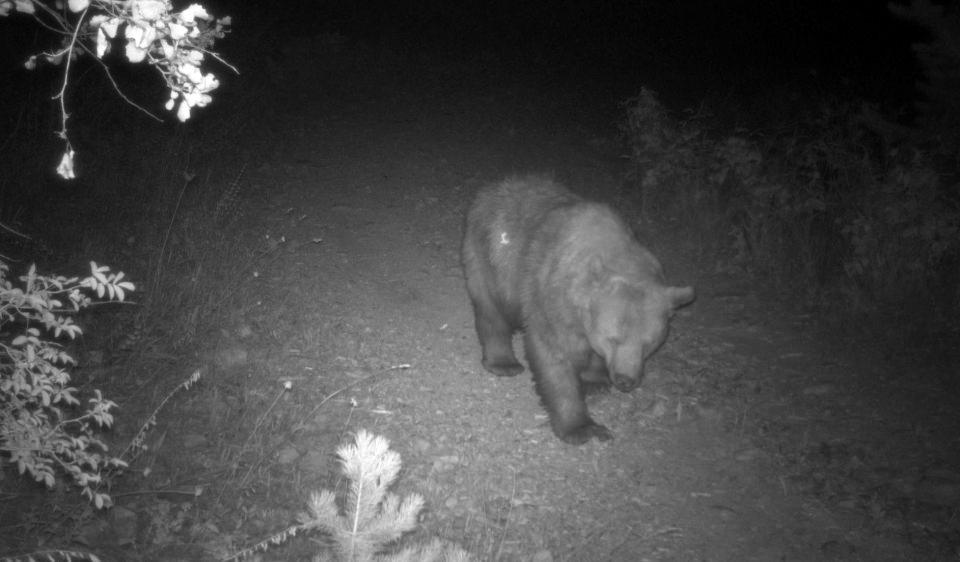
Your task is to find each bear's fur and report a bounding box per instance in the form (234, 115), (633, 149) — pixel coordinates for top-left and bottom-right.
(461, 175), (695, 444)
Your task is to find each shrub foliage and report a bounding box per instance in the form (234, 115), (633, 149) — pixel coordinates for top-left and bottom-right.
(621, 89), (960, 326)
(0, 261), (133, 508)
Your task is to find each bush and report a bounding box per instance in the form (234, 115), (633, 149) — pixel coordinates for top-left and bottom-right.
(620, 89), (960, 330)
(0, 260), (133, 508)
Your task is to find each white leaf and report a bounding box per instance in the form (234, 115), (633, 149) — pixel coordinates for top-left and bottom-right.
(185, 49), (203, 65)
(14, 0), (34, 15)
(68, 0), (89, 12)
(100, 16), (120, 38)
(183, 89), (212, 108)
(160, 39), (175, 59)
(96, 28), (110, 58)
(180, 4), (210, 23)
(169, 22), (188, 40)
(132, 0), (167, 21)
(57, 149), (76, 179)
(176, 99), (191, 121)
(24, 55), (36, 70)
(178, 61), (203, 84)
(139, 25), (157, 48)
(165, 97), (175, 110)
(125, 41), (146, 63)
(125, 23), (143, 44)
(198, 73), (219, 93)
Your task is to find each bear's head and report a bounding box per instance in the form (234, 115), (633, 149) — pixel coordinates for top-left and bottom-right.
(586, 279), (695, 392)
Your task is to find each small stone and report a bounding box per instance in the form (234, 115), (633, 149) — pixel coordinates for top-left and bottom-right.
(802, 384), (836, 396)
(277, 446), (301, 465)
(734, 448), (762, 462)
(298, 450), (326, 473)
(431, 455), (460, 472)
(530, 550), (554, 562)
(182, 434), (207, 449)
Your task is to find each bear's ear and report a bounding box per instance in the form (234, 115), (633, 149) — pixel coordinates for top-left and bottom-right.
(666, 286), (696, 310)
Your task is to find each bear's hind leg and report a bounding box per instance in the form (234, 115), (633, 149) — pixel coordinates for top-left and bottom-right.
(527, 335), (612, 444)
(468, 293), (524, 377)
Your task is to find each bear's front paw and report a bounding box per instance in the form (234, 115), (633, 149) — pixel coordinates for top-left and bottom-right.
(558, 422), (613, 445)
(482, 358), (525, 377)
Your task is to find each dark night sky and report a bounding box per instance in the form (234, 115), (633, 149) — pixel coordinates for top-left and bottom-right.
(0, 0), (924, 115)
(239, 0), (921, 103)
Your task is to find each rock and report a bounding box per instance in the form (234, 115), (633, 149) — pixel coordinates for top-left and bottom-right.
(277, 446), (301, 465)
(298, 450), (326, 473)
(530, 550), (554, 562)
(431, 455), (460, 472)
(802, 384), (837, 396)
(182, 433), (207, 449)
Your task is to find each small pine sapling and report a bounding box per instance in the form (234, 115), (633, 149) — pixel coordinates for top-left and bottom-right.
(226, 430), (470, 562)
(304, 430), (424, 561)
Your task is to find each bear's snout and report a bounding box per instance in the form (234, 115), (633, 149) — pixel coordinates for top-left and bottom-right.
(611, 373), (640, 392)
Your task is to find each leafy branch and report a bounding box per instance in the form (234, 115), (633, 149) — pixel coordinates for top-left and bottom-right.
(0, 0), (234, 178)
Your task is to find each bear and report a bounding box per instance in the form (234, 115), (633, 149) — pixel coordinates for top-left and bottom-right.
(461, 175), (695, 445)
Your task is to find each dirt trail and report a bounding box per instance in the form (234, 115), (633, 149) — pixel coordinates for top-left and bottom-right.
(181, 53), (959, 561)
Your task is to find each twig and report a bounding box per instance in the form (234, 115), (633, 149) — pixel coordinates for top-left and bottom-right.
(494, 470), (518, 561)
(51, 4), (89, 145)
(240, 382), (291, 459)
(83, 46), (162, 122)
(300, 364), (411, 427)
(110, 486), (203, 498)
(153, 170), (196, 295)
(117, 369), (202, 464)
(0, 222), (30, 240)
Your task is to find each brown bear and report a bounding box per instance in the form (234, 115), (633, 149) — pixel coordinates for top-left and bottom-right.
(461, 175), (695, 445)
